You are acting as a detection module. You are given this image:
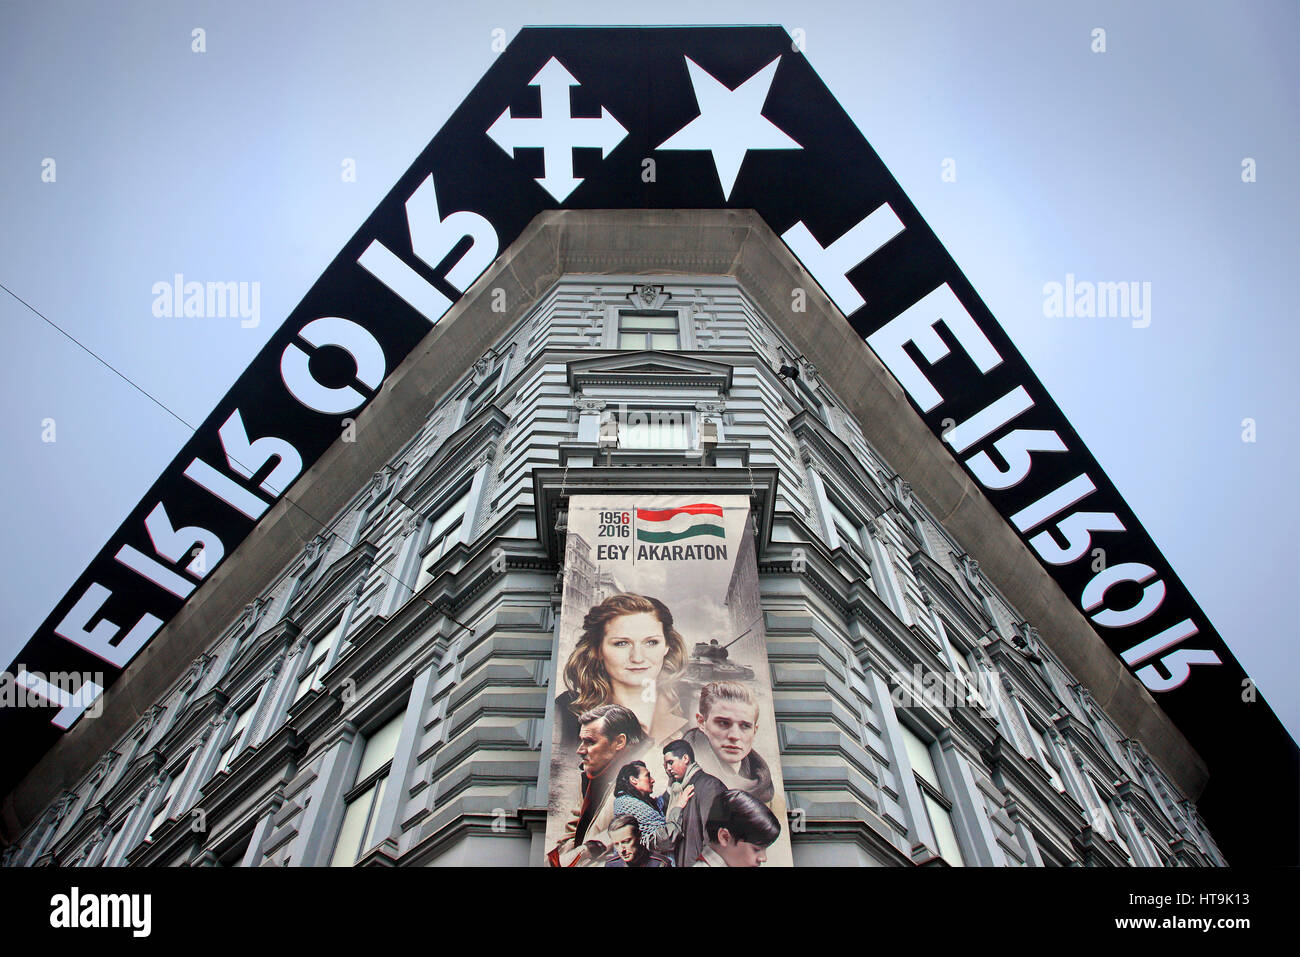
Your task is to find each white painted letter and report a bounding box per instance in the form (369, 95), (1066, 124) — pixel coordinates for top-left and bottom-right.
(781, 204), (904, 315)
(866, 284), (1002, 412)
(1081, 562), (1166, 628)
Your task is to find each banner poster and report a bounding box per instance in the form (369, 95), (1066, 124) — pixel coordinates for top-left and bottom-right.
(545, 495), (793, 868)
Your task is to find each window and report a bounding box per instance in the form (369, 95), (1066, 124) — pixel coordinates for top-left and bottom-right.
(942, 631), (982, 702)
(59, 785), (97, 840)
(826, 496), (862, 551)
(825, 496), (874, 582)
(1103, 802), (1133, 862)
(146, 774), (182, 842)
(214, 704), (254, 776)
(1026, 721), (1065, 792)
(101, 817), (130, 866)
(330, 711), (405, 866)
(217, 832), (253, 867)
(617, 311), (679, 349)
(900, 724), (965, 866)
(1092, 780), (1133, 863)
(412, 490), (471, 594)
(615, 409), (690, 450)
(793, 377), (826, 421)
(289, 557), (321, 605)
(294, 620), (341, 703)
(351, 497), (381, 547)
(462, 366), (502, 420)
(943, 634), (969, 675)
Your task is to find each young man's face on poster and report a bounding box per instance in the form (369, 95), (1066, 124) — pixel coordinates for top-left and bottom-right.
(663, 749), (690, 782)
(698, 700), (759, 767)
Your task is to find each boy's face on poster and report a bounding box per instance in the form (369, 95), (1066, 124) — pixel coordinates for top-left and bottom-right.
(600, 612), (667, 691)
(716, 829), (769, 867)
(698, 701), (759, 766)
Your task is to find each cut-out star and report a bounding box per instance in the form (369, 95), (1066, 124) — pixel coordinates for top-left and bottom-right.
(657, 55), (802, 200)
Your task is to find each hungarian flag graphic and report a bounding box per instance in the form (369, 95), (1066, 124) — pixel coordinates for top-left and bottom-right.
(635, 503), (725, 543)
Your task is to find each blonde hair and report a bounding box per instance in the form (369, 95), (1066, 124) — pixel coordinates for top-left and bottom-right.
(698, 681), (759, 721)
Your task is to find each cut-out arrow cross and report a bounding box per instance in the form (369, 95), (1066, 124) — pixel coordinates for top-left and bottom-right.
(486, 56), (628, 202)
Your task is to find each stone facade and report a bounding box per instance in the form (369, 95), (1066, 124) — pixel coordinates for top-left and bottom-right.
(1, 221), (1224, 868)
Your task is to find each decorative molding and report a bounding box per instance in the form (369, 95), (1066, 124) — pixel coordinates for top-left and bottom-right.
(368, 465), (398, 503)
(568, 351), (733, 393)
(239, 597), (269, 633)
(262, 652), (287, 681)
(626, 283), (671, 310)
(789, 412), (891, 519)
(305, 534), (331, 565)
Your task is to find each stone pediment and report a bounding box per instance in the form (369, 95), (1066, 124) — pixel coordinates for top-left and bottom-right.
(567, 351), (733, 393)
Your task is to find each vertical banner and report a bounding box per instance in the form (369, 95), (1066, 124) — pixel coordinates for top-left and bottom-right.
(546, 495), (792, 868)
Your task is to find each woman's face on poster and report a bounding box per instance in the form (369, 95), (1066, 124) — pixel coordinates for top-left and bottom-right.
(600, 611), (668, 691)
(633, 765), (655, 795)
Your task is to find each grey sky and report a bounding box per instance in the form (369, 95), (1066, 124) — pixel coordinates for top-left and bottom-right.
(2, 0), (1296, 741)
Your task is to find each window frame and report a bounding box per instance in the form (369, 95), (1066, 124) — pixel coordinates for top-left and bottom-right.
(288, 555), (321, 606)
(412, 486), (472, 595)
(213, 697), (257, 777)
(612, 406), (695, 450)
(1091, 775), (1133, 863)
(99, 813), (132, 866)
(294, 617), (343, 704)
(615, 309), (681, 350)
(1025, 718), (1066, 793)
(329, 709), (407, 867)
(933, 613), (972, 675)
(777, 349), (830, 423)
(461, 364), (503, 421)
(350, 493), (383, 547)
(822, 491), (877, 593)
(899, 723), (966, 867)
(145, 769), (184, 843)
(458, 349), (513, 425)
(792, 375), (827, 422)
